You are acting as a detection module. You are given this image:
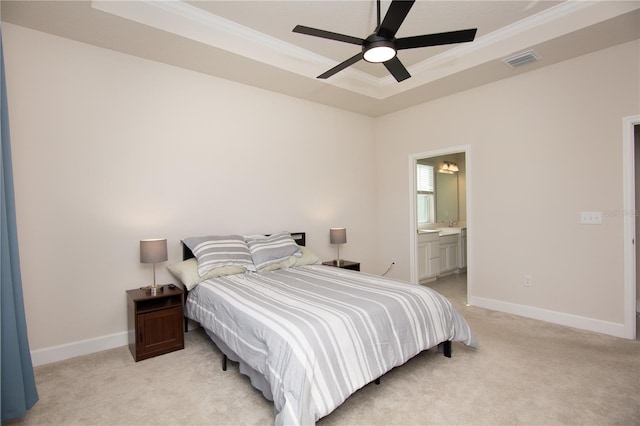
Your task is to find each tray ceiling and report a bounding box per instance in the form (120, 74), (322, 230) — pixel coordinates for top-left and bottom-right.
(2, 1), (639, 116)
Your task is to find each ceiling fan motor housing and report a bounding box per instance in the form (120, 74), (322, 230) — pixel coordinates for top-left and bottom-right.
(363, 35), (397, 63)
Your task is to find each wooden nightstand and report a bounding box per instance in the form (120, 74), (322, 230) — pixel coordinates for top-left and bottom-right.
(322, 260), (360, 271)
(126, 285), (184, 362)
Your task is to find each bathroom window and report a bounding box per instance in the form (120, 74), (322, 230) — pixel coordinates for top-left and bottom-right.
(417, 164), (434, 225)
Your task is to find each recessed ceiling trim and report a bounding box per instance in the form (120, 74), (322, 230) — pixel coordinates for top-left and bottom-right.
(92, 0), (313, 63)
(92, 2), (358, 82)
(376, 0), (639, 98)
(414, 0), (591, 67)
(92, 0), (388, 97)
(92, 0), (639, 101)
(149, 0), (322, 64)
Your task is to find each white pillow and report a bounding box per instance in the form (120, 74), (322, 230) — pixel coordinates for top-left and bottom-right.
(166, 258), (246, 290)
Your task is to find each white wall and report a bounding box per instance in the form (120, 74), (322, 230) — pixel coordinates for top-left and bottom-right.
(3, 23), (376, 357)
(375, 40), (640, 336)
(4, 22), (639, 363)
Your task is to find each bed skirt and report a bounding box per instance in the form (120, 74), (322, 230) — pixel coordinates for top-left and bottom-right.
(205, 328), (274, 401)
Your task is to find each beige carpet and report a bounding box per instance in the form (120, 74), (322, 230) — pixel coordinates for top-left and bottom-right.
(9, 273), (640, 425)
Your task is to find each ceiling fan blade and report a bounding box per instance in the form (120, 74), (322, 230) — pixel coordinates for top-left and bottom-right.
(377, 0), (415, 39)
(396, 28), (477, 50)
(293, 25), (364, 45)
(383, 56), (411, 82)
(318, 52), (364, 79)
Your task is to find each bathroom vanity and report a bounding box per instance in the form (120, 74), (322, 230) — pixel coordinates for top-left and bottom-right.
(418, 228), (467, 283)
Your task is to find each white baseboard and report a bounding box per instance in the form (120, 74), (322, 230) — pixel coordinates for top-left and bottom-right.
(30, 299), (635, 367)
(469, 296), (629, 339)
(31, 331), (129, 367)
(31, 321), (200, 366)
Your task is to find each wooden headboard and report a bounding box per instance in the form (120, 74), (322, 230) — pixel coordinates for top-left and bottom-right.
(181, 232), (306, 261)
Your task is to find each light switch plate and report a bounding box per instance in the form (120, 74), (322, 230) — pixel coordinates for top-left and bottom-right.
(580, 211), (602, 225)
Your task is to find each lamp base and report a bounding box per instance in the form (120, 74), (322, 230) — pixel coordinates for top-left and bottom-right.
(144, 285), (164, 296)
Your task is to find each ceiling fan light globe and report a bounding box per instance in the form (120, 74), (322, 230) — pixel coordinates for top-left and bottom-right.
(364, 45), (396, 63)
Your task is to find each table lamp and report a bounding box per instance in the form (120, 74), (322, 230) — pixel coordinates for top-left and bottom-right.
(140, 238), (168, 295)
(330, 228), (347, 266)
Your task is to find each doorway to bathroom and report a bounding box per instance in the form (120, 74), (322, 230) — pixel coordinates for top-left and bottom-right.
(409, 145), (471, 305)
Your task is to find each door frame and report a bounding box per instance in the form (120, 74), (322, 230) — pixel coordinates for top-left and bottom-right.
(409, 145), (471, 300)
(622, 115), (639, 339)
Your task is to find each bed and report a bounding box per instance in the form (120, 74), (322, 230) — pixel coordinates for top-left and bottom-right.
(168, 232), (478, 425)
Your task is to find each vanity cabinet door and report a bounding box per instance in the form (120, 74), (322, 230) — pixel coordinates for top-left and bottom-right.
(418, 233), (440, 282)
(418, 240), (428, 280)
(439, 235), (458, 274)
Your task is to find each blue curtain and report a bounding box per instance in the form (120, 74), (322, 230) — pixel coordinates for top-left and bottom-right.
(0, 25), (39, 422)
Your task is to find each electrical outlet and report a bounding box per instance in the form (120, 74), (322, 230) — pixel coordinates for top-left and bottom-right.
(580, 211), (602, 225)
(524, 275), (533, 287)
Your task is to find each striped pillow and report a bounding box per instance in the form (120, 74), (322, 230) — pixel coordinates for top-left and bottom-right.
(183, 235), (253, 277)
(246, 232), (301, 270)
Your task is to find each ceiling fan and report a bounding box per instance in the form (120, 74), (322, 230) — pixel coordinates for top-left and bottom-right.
(293, 0), (477, 82)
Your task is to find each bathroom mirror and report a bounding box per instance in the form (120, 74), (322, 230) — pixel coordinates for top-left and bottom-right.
(436, 173), (459, 223)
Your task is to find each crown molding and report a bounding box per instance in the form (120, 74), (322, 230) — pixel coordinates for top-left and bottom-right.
(92, 0), (385, 97)
(92, 0), (638, 100)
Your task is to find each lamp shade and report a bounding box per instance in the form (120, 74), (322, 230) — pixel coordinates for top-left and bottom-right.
(329, 228), (347, 245)
(140, 239), (168, 263)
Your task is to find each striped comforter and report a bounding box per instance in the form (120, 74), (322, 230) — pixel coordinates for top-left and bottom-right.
(185, 265), (478, 425)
